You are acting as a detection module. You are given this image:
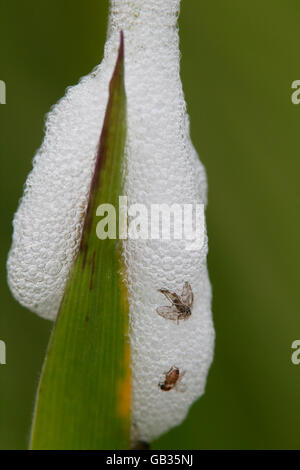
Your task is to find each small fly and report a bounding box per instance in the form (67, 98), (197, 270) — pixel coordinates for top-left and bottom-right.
(156, 281), (193, 323)
(159, 366), (186, 392)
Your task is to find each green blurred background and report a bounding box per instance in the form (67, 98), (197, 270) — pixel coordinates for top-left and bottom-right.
(1, 0), (300, 449)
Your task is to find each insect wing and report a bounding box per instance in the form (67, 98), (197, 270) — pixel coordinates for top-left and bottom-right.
(181, 282), (194, 308)
(175, 370), (186, 392)
(166, 366), (178, 376)
(159, 289), (182, 307)
(175, 382), (187, 393)
(156, 305), (180, 321)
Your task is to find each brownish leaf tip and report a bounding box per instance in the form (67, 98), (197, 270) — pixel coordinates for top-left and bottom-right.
(109, 30), (125, 92)
(79, 30), (125, 245)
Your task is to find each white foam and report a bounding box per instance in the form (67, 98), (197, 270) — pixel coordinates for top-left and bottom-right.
(7, 0), (215, 442)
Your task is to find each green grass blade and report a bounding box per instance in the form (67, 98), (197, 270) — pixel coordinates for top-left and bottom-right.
(30, 32), (130, 450)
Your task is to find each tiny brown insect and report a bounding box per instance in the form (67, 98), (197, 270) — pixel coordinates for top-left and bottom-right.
(159, 366), (186, 392)
(156, 281), (193, 323)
